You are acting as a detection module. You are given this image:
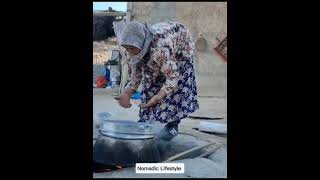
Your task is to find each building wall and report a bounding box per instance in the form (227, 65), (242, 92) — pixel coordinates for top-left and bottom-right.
(130, 2), (227, 97)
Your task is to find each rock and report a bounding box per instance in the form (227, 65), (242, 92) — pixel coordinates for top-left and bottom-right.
(208, 145), (227, 165)
(173, 158), (227, 178)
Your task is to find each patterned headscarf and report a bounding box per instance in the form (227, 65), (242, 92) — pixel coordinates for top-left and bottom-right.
(120, 21), (155, 65)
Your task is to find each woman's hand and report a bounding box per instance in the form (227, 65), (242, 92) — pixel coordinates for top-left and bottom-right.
(114, 93), (132, 108)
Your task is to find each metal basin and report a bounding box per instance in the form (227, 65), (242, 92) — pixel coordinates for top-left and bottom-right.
(99, 120), (154, 140)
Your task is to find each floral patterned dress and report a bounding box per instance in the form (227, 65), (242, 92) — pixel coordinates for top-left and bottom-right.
(125, 21), (199, 124)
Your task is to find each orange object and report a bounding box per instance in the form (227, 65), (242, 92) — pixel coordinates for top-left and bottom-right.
(96, 76), (107, 88)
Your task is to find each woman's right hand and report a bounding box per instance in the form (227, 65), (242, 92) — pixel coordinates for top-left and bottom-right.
(114, 93), (132, 108)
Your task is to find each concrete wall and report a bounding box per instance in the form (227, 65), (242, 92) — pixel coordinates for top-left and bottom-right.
(130, 2), (227, 97)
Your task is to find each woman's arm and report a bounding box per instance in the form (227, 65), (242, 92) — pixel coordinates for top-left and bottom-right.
(115, 63), (142, 108)
(124, 63), (143, 94)
(140, 47), (179, 108)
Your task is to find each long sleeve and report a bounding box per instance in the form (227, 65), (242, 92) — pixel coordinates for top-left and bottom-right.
(125, 63), (143, 91)
(151, 47), (180, 96)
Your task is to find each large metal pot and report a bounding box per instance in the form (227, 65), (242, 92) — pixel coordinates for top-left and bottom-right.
(93, 120), (160, 166)
(93, 135), (161, 166)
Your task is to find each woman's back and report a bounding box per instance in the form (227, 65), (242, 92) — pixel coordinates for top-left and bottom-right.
(150, 21), (194, 62)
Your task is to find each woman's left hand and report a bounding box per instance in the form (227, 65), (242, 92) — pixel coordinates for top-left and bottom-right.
(139, 90), (167, 108)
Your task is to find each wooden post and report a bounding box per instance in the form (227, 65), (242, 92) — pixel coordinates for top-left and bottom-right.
(126, 2), (133, 21)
